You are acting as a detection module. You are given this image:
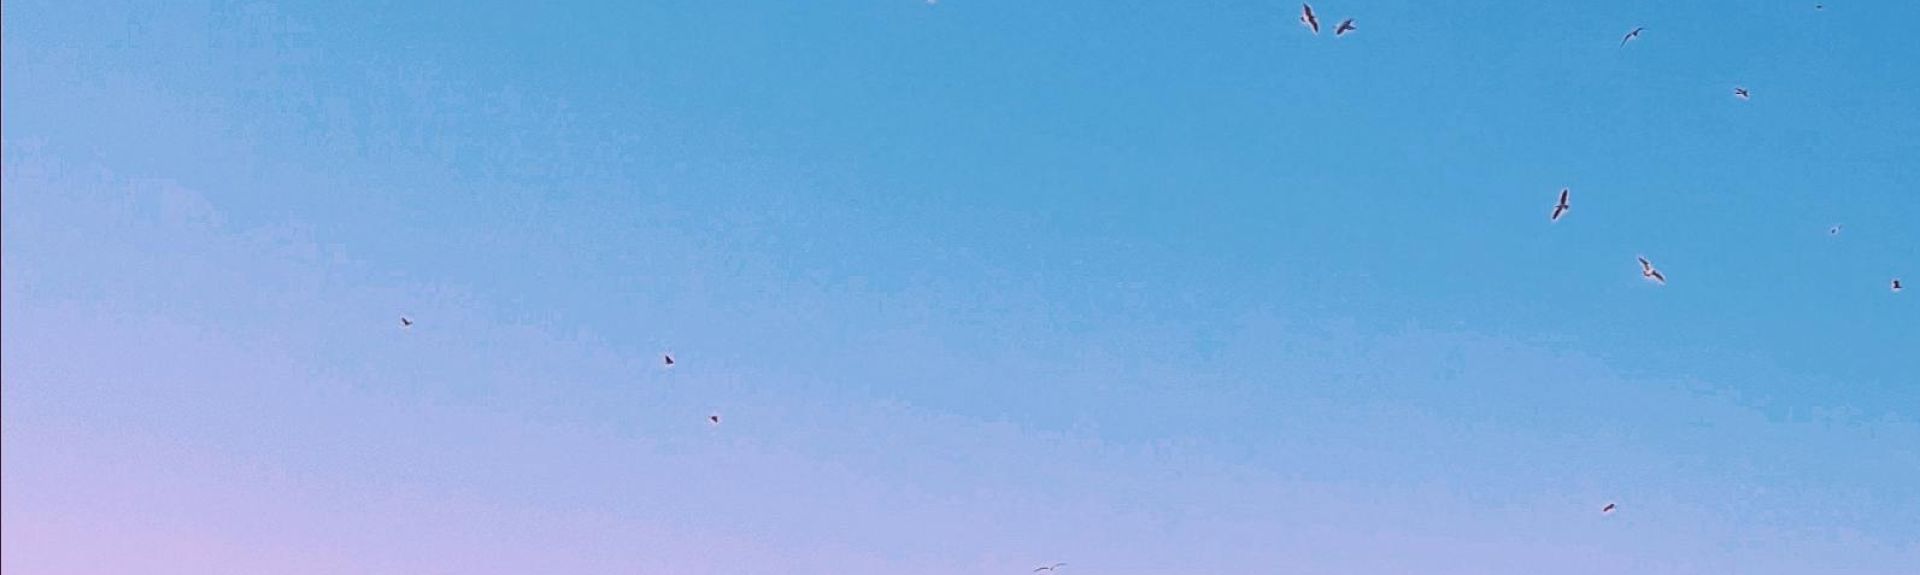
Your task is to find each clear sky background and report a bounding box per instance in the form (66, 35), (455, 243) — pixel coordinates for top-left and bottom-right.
(4, 1), (1917, 573)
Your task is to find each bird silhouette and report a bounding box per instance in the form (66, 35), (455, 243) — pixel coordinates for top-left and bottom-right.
(400, 317), (413, 328)
(1894, 279), (1904, 293)
(1734, 87), (1751, 100)
(1621, 27), (1645, 46)
(1639, 256), (1667, 285)
(708, 414), (722, 425)
(1335, 18), (1356, 37)
(1551, 188), (1571, 222)
(1602, 503), (1618, 514)
(663, 353), (675, 367)
(1299, 3), (1320, 34)
(1034, 563), (1068, 573)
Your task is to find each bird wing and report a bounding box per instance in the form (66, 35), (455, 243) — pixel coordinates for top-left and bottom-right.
(1638, 256), (1652, 270)
(1559, 189), (1570, 204)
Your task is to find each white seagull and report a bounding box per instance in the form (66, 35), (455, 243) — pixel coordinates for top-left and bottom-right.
(1638, 256), (1667, 285)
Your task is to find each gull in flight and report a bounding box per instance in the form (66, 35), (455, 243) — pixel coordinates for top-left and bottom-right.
(663, 353), (676, 367)
(1734, 87), (1750, 100)
(1638, 256), (1667, 285)
(1621, 27), (1645, 47)
(400, 316), (413, 328)
(1335, 18), (1356, 37)
(1830, 225), (1843, 236)
(1551, 188), (1571, 222)
(708, 413), (722, 425)
(1602, 503), (1618, 515)
(1034, 563), (1068, 573)
(1299, 3), (1320, 34)
(1894, 279), (1905, 293)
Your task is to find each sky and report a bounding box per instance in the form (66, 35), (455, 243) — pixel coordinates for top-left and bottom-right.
(3, 0), (1917, 573)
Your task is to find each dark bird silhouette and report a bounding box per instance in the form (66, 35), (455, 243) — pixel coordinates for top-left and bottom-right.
(1734, 87), (1751, 100)
(400, 317), (413, 328)
(1034, 563), (1067, 573)
(1639, 256), (1667, 285)
(1895, 279), (1904, 293)
(1335, 18), (1356, 37)
(1551, 188), (1571, 222)
(1830, 225), (1843, 235)
(1602, 503), (1618, 514)
(663, 353), (675, 367)
(1621, 27), (1645, 46)
(1300, 3), (1320, 34)
(708, 414), (722, 425)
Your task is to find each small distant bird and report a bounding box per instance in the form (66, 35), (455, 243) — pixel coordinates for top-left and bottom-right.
(1621, 27), (1645, 46)
(1299, 3), (1320, 34)
(1638, 256), (1667, 285)
(1829, 225), (1843, 235)
(1734, 87), (1750, 100)
(1602, 503), (1618, 514)
(708, 413), (722, 425)
(663, 353), (675, 367)
(1034, 563), (1067, 573)
(400, 317), (413, 328)
(1551, 188), (1571, 222)
(1815, 4), (1824, 10)
(1335, 18), (1356, 37)
(1894, 279), (1904, 293)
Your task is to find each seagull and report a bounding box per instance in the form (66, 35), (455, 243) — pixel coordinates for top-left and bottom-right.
(1299, 3), (1320, 34)
(708, 413), (722, 425)
(1335, 18), (1356, 37)
(1551, 188), (1571, 222)
(1034, 563), (1068, 573)
(1734, 87), (1750, 100)
(1895, 279), (1904, 293)
(1638, 256), (1667, 285)
(1602, 503), (1618, 515)
(663, 353), (675, 367)
(1621, 27), (1645, 47)
(400, 316), (413, 328)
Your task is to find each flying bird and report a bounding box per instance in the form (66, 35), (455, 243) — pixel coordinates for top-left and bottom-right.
(1621, 27), (1645, 46)
(1034, 563), (1068, 573)
(1335, 18), (1356, 37)
(399, 316), (413, 328)
(1602, 503), (1618, 514)
(1895, 279), (1905, 293)
(1829, 225), (1843, 235)
(1299, 3), (1320, 34)
(708, 413), (722, 425)
(1638, 256), (1667, 285)
(663, 353), (676, 367)
(1734, 87), (1751, 100)
(1551, 188), (1571, 222)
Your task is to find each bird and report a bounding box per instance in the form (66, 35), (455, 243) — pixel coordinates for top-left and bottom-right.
(1299, 3), (1320, 34)
(1602, 503), (1618, 515)
(1638, 256), (1667, 285)
(1734, 87), (1751, 100)
(1829, 225), (1843, 236)
(1034, 563), (1068, 573)
(708, 413), (722, 425)
(1816, 4), (1824, 10)
(1621, 27), (1645, 46)
(1551, 188), (1571, 222)
(1894, 279), (1905, 293)
(1335, 18), (1356, 37)
(399, 316), (413, 328)
(663, 353), (675, 367)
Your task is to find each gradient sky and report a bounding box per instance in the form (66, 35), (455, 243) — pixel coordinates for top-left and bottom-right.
(4, 1), (1917, 573)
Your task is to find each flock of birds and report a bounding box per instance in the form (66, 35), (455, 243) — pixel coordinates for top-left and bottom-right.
(1303, 2), (1905, 296)
(384, 3), (1901, 571)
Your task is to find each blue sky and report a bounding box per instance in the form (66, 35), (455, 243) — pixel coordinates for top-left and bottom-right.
(4, 1), (1916, 573)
